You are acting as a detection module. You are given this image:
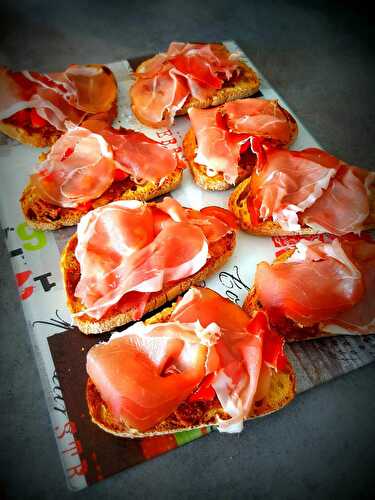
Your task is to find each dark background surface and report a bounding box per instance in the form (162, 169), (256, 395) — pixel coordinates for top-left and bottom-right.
(1, 1), (375, 499)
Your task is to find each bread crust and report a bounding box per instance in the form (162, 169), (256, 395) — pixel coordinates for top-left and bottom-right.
(20, 164), (184, 230)
(132, 44), (261, 128)
(182, 108), (298, 191)
(0, 120), (61, 148)
(242, 250), (374, 341)
(229, 176), (375, 237)
(86, 300), (296, 438)
(61, 228), (236, 334)
(0, 64), (117, 147)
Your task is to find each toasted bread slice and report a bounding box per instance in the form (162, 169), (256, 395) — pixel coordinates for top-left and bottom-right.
(229, 176), (375, 236)
(242, 249), (374, 341)
(0, 65), (117, 147)
(61, 228), (236, 334)
(133, 44), (260, 125)
(86, 300), (296, 438)
(20, 164), (184, 231)
(183, 108), (298, 191)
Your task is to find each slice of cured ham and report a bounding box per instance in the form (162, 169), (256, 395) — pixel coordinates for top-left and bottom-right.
(74, 199), (234, 320)
(31, 125), (115, 207)
(302, 165), (375, 235)
(130, 68), (190, 128)
(131, 42), (240, 127)
(250, 148), (338, 231)
(250, 147), (373, 234)
(0, 64), (116, 131)
(102, 128), (178, 182)
(86, 287), (289, 433)
(30, 125), (180, 207)
(172, 287), (263, 433)
(224, 98), (293, 143)
(323, 239), (375, 334)
(188, 99), (296, 184)
(255, 238), (369, 329)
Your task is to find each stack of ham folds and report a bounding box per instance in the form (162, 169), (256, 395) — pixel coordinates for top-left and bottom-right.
(0, 65), (117, 133)
(0, 64), (117, 135)
(130, 42), (241, 128)
(73, 198), (236, 321)
(29, 124), (181, 208)
(254, 237), (375, 338)
(247, 147), (375, 235)
(188, 98), (296, 185)
(87, 287), (291, 433)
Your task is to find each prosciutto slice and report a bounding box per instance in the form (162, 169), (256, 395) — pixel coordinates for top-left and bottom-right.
(131, 42), (240, 127)
(130, 68), (190, 128)
(86, 287), (288, 433)
(189, 99), (295, 184)
(224, 98), (293, 143)
(324, 239), (375, 334)
(302, 165), (375, 235)
(102, 128), (178, 182)
(74, 199), (234, 320)
(250, 147), (373, 234)
(30, 125), (115, 207)
(255, 239), (366, 328)
(0, 64), (116, 130)
(251, 148), (338, 231)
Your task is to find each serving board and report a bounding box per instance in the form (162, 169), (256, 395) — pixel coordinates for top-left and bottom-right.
(0, 40), (374, 491)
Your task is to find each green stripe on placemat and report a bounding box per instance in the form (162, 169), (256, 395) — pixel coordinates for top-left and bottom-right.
(175, 427), (213, 446)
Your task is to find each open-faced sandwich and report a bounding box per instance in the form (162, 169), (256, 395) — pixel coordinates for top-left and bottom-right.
(86, 286), (296, 437)
(183, 98), (297, 190)
(20, 124), (185, 230)
(243, 237), (375, 340)
(61, 198), (237, 334)
(130, 42), (260, 128)
(0, 64), (117, 147)
(229, 147), (375, 236)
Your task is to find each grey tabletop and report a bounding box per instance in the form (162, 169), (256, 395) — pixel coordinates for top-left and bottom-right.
(0, 1), (374, 499)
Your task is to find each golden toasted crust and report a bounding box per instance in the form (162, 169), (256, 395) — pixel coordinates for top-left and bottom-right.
(242, 249), (374, 341)
(0, 64), (117, 147)
(20, 165), (184, 230)
(182, 108), (297, 191)
(133, 44), (260, 126)
(61, 229), (236, 334)
(86, 301), (296, 438)
(229, 176), (375, 236)
(0, 120), (61, 148)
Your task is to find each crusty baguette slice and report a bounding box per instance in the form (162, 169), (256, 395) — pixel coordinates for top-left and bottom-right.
(86, 299), (296, 438)
(0, 65), (117, 147)
(61, 229), (236, 334)
(133, 45), (260, 125)
(182, 108), (297, 191)
(229, 176), (375, 236)
(242, 250), (374, 341)
(20, 164), (184, 230)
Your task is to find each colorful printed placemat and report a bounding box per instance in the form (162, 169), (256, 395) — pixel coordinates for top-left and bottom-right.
(0, 41), (374, 490)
